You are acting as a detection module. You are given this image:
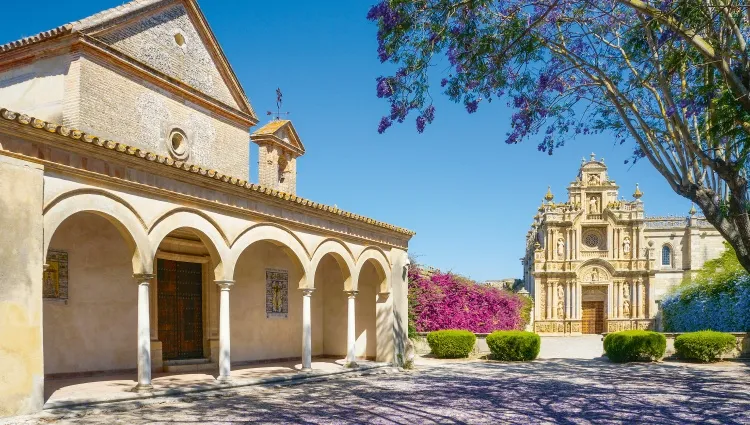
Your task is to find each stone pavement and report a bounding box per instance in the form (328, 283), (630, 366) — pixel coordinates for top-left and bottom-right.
(42, 359), (389, 409)
(538, 335), (605, 359)
(6, 359), (750, 424)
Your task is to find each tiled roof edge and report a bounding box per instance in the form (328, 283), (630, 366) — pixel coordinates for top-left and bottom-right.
(0, 108), (415, 237)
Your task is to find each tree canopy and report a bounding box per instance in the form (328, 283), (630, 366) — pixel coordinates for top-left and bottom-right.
(368, 0), (750, 271)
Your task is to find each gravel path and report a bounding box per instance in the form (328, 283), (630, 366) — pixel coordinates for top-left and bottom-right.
(6, 359), (750, 424)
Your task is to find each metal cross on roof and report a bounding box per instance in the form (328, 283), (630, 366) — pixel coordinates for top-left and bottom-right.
(266, 87), (291, 120)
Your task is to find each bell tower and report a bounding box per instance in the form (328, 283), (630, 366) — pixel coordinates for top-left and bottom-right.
(250, 120), (305, 195)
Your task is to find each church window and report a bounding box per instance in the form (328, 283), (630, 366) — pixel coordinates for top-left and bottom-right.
(166, 128), (189, 161)
(278, 155), (288, 184)
(584, 233), (600, 248)
(662, 245), (672, 266)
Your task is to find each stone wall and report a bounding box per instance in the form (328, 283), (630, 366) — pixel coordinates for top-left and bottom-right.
(0, 55), (69, 124)
(95, 3), (239, 109)
(257, 144), (298, 194)
(72, 54), (250, 180)
(0, 155), (44, 416)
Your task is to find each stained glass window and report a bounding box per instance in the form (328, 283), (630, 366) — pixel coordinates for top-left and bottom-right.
(662, 245), (672, 266)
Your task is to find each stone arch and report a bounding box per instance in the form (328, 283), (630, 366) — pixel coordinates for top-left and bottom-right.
(576, 259), (615, 284)
(310, 239), (356, 291)
(150, 207), (230, 246)
(43, 191), (151, 274)
(148, 210), (231, 281)
(354, 247), (391, 293)
(229, 223), (311, 286)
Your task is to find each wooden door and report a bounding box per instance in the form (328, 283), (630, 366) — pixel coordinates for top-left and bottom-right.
(158, 259), (204, 360)
(582, 301), (604, 334)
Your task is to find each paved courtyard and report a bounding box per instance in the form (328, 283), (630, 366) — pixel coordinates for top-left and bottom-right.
(6, 358), (750, 424)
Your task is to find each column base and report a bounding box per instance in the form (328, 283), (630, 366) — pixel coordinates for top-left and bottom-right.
(300, 367), (313, 373)
(131, 383), (154, 393)
(345, 361), (358, 368)
(216, 375), (233, 383)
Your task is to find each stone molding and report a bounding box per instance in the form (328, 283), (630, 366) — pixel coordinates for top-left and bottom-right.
(0, 109), (415, 240)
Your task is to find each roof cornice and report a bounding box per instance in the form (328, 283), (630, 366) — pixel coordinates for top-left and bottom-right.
(0, 108), (415, 238)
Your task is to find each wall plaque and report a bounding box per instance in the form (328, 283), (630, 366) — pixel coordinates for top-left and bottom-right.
(44, 249), (69, 299)
(265, 269), (288, 319)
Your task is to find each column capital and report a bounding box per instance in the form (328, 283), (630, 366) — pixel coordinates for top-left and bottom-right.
(215, 280), (235, 290)
(133, 273), (155, 282)
(344, 290), (359, 298)
(301, 288), (315, 296)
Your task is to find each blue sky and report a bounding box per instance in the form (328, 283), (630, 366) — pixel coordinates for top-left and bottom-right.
(1, 0), (691, 281)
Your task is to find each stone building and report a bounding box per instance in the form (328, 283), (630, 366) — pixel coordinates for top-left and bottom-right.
(0, 0), (413, 417)
(522, 154), (724, 335)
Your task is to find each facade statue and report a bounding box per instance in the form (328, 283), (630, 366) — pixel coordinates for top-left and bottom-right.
(590, 268), (600, 282)
(623, 237), (631, 254)
(588, 174), (600, 185)
(557, 238), (565, 257)
(557, 284), (564, 299)
(557, 301), (564, 319)
(589, 197), (599, 213)
(623, 283), (630, 299)
(623, 300), (631, 317)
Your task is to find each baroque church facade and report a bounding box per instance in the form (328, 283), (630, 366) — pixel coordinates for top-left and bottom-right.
(522, 154), (725, 335)
(0, 0), (412, 417)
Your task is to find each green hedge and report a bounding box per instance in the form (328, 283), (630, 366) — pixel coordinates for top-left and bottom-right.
(426, 330), (476, 358)
(486, 330), (540, 361)
(603, 330), (666, 363)
(674, 331), (737, 363)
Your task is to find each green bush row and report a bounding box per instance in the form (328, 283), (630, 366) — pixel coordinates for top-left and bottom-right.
(426, 330), (476, 358)
(486, 331), (540, 361)
(603, 330), (666, 363)
(674, 331), (736, 363)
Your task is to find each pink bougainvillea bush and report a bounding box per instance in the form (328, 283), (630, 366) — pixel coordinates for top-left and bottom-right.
(408, 266), (529, 334)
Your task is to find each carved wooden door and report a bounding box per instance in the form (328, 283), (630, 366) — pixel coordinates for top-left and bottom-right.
(157, 259), (204, 360)
(582, 301), (604, 334)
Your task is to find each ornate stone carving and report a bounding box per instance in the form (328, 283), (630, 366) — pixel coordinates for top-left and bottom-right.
(571, 322), (581, 333)
(622, 300), (631, 317)
(623, 283), (630, 299)
(557, 301), (564, 319)
(557, 238), (565, 257)
(623, 237), (631, 254)
(589, 196), (599, 213)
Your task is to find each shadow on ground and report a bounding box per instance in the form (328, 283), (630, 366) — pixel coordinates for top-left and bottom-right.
(13, 359), (750, 424)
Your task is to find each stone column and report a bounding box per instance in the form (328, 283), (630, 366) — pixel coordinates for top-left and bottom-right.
(345, 290), (358, 367)
(615, 281), (621, 318)
(215, 280), (234, 381)
(546, 283), (552, 319)
(301, 288), (315, 371)
(134, 273), (155, 391)
(565, 282), (571, 319)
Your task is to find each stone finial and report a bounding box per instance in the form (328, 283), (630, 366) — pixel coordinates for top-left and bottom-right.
(633, 183), (643, 199)
(590, 152), (596, 161)
(544, 186), (554, 202)
(689, 203), (697, 216)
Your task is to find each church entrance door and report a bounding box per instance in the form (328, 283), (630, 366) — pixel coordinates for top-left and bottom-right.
(157, 259), (204, 360)
(582, 301), (604, 334)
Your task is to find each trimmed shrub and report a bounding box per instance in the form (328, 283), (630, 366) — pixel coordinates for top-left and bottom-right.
(486, 331), (540, 361)
(603, 330), (666, 363)
(674, 331), (737, 363)
(426, 330), (476, 358)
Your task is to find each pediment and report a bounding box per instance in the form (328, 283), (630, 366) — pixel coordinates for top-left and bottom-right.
(250, 120), (306, 156)
(74, 0), (256, 120)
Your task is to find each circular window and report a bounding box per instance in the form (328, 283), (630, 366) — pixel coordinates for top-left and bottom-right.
(166, 129), (189, 160)
(174, 32), (186, 47)
(584, 232), (600, 248)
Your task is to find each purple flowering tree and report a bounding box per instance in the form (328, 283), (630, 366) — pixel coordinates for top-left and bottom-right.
(368, 1), (750, 271)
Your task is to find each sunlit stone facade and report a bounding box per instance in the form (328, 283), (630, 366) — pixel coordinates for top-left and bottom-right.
(522, 154), (724, 335)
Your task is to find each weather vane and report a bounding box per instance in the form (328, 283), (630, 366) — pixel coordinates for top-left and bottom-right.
(266, 88), (290, 120)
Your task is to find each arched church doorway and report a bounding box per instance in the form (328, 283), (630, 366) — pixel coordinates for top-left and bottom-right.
(581, 285), (607, 334)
